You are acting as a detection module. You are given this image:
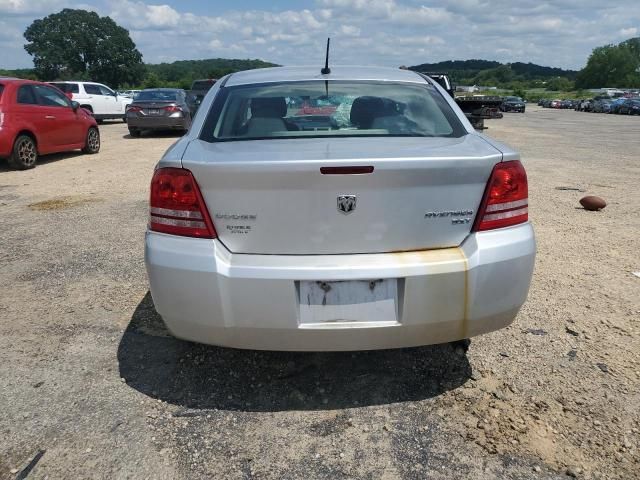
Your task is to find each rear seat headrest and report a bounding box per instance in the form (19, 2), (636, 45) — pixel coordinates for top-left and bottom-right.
(350, 96), (399, 128)
(251, 97), (287, 118)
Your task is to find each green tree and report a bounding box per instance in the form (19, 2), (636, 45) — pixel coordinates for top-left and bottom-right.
(23, 9), (144, 87)
(510, 87), (527, 99)
(473, 65), (515, 86)
(576, 37), (640, 89)
(142, 72), (161, 89)
(546, 77), (574, 91)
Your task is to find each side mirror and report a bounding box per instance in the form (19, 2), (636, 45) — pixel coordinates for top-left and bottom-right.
(71, 101), (80, 111)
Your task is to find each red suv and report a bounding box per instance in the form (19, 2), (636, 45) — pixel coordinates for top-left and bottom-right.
(0, 77), (100, 169)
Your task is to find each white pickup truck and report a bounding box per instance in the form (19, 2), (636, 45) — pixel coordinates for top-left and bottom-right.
(48, 81), (132, 121)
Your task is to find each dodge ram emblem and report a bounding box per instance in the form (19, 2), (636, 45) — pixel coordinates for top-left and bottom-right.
(337, 195), (356, 214)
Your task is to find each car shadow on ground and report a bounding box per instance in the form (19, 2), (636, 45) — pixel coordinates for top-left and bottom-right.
(0, 151), (85, 172)
(122, 130), (185, 139)
(117, 292), (472, 413)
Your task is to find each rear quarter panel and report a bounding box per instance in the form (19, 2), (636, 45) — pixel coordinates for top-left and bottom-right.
(0, 84), (46, 154)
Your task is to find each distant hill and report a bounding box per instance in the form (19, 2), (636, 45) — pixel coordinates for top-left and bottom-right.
(3, 57), (578, 90)
(1, 58), (278, 88)
(409, 59), (578, 88)
(509, 62), (578, 79)
(0, 67), (38, 80)
(410, 59), (502, 72)
(145, 58), (278, 86)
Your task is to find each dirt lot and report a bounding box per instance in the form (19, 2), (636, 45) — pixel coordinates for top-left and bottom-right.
(1, 108), (639, 479)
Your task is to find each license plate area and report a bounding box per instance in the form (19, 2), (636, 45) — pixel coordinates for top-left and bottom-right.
(298, 279), (398, 327)
(147, 109), (161, 115)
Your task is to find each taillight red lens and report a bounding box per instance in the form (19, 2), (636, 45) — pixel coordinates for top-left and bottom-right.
(473, 160), (528, 231)
(149, 168), (216, 238)
(163, 105), (182, 112)
(127, 105), (142, 112)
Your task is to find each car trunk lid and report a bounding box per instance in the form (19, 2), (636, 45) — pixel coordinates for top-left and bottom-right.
(182, 135), (503, 255)
(130, 101), (179, 117)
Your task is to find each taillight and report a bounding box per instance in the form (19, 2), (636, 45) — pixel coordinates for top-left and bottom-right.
(164, 105), (182, 112)
(473, 160), (528, 232)
(127, 105), (142, 112)
(149, 168), (216, 238)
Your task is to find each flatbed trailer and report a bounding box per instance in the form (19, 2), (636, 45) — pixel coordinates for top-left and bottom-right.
(454, 95), (503, 130)
(418, 72), (503, 130)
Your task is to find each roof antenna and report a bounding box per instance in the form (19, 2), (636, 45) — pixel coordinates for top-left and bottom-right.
(321, 37), (331, 75)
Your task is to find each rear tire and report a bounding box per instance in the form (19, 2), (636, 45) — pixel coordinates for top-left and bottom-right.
(128, 128), (141, 138)
(8, 135), (37, 170)
(82, 127), (100, 154)
(451, 338), (471, 353)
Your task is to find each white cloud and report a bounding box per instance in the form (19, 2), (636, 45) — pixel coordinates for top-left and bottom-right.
(0, 0), (63, 15)
(109, 0), (200, 29)
(389, 6), (453, 25)
(340, 24), (360, 37)
(619, 27), (638, 37)
(145, 4), (178, 27)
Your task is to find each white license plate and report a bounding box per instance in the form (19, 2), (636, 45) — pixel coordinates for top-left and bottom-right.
(148, 109), (160, 115)
(299, 279), (398, 325)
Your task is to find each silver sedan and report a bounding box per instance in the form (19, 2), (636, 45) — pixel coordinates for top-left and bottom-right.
(145, 66), (535, 351)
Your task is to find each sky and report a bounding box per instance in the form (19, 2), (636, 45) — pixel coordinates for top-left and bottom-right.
(1, 0), (638, 70)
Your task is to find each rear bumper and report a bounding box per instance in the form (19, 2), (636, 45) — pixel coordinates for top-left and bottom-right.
(145, 223), (536, 351)
(127, 115), (187, 130)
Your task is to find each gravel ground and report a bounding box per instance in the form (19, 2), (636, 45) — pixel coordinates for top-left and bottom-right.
(0, 108), (638, 479)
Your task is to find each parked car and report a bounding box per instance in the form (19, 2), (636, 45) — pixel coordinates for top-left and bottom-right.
(126, 88), (192, 137)
(550, 99), (562, 108)
(592, 99), (613, 113)
(617, 99), (640, 115)
(500, 96), (525, 113)
(0, 77), (100, 169)
(144, 66), (536, 351)
(186, 78), (217, 116)
(609, 98), (628, 114)
(296, 97), (339, 115)
(48, 81), (132, 121)
(580, 99), (594, 112)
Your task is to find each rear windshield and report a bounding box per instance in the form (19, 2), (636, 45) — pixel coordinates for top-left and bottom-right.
(137, 90), (180, 101)
(191, 80), (216, 91)
(50, 83), (79, 94)
(201, 81), (465, 142)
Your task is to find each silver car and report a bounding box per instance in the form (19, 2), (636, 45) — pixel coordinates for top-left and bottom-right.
(145, 66), (535, 351)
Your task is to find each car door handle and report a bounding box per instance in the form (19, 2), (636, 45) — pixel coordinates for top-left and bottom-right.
(45, 115), (56, 119)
